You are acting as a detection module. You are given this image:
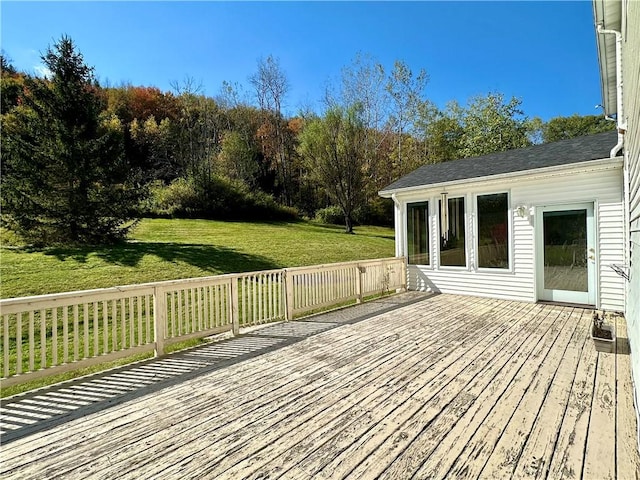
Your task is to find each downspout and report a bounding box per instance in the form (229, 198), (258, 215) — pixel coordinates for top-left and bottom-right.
(597, 23), (629, 286)
(597, 24), (626, 157)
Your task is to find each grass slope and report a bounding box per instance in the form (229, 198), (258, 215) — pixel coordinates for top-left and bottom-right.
(1, 219), (395, 299)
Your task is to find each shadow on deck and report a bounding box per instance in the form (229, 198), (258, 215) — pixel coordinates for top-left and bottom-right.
(0, 291), (431, 444)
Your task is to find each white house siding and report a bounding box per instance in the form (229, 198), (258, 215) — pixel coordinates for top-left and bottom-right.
(622, 0), (640, 437)
(399, 161), (625, 310)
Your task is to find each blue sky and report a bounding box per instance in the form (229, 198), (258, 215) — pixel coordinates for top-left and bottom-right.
(2, 1), (602, 121)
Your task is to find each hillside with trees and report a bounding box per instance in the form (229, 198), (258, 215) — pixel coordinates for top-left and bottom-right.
(0, 37), (615, 244)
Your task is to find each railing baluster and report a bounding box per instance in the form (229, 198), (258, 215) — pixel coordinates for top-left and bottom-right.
(62, 307), (68, 363)
(82, 303), (89, 359)
(242, 277), (247, 325)
(302, 273), (307, 309)
(40, 309), (47, 369)
(93, 302), (99, 356)
(196, 287), (202, 332)
(144, 295), (150, 343)
(3, 315), (9, 377)
(138, 296), (143, 345)
(72, 304), (79, 361)
(258, 274), (263, 324)
(270, 274), (275, 320)
(188, 288), (194, 333)
(252, 276), (257, 325)
(177, 290), (183, 336)
(129, 297), (134, 348)
(170, 291), (176, 338)
(51, 308), (58, 366)
(212, 285), (218, 328)
(120, 298), (126, 350)
(29, 311), (35, 371)
(102, 300), (108, 354)
(212, 285), (217, 328)
(111, 299), (117, 351)
(16, 313), (22, 374)
(203, 287), (209, 330)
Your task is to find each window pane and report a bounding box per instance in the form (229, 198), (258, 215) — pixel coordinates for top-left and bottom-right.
(407, 202), (429, 265)
(543, 209), (587, 291)
(440, 197), (466, 267)
(477, 193), (509, 269)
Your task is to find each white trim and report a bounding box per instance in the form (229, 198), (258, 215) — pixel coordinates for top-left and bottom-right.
(474, 190), (513, 273)
(379, 156), (623, 198)
(405, 200), (431, 268)
(535, 202), (597, 306)
(437, 194), (468, 270)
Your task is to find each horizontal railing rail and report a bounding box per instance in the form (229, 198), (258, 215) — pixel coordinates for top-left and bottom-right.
(0, 257), (406, 388)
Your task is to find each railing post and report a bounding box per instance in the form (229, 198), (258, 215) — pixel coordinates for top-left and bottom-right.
(153, 286), (166, 357)
(284, 269), (294, 321)
(401, 257), (408, 292)
(356, 265), (364, 304)
(229, 277), (239, 336)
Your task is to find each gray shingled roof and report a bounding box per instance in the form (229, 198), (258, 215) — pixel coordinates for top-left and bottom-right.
(380, 130), (619, 194)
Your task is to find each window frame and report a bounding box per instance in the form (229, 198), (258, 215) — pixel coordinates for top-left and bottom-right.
(405, 200), (431, 266)
(474, 191), (513, 273)
(437, 195), (468, 270)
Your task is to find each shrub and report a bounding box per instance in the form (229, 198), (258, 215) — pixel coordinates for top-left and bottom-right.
(314, 205), (345, 225)
(142, 176), (298, 222)
(354, 198), (393, 227)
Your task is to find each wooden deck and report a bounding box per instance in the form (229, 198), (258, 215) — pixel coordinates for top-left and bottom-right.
(1, 293), (639, 479)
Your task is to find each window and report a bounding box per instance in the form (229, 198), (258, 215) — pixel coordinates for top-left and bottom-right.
(439, 197), (466, 267)
(407, 202), (429, 265)
(477, 193), (509, 269)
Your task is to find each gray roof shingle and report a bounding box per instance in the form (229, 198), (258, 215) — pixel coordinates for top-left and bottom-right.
(380, 130), (619, 194)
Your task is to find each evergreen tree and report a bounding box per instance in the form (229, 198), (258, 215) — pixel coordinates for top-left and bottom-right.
(1, 36), (145, 245)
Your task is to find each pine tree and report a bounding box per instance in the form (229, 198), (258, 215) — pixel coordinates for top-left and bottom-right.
(1, 36), (145, 245)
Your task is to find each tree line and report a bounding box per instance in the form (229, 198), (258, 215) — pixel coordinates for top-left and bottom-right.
(1, 37), (614, 244)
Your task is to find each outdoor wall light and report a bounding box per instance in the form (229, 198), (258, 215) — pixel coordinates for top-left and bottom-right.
(516, 205), (528, 218)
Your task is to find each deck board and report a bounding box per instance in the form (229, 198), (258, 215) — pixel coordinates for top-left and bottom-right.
(616, 314), (640, 480)
(382, 302), (560, 480)
(248, 301), (528, 480)
(437, 306), (576, 480)
(511, 309), (590, 480)
(584, 334), (617, 479)
(1, 293), (638, 480)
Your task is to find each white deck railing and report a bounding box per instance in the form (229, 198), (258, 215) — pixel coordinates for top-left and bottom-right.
(0, 257), (406, 388)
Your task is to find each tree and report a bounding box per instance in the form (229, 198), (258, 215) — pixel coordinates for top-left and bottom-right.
(217, 130), (260, 185)
(326, 53), (390, 201)
(456, 93), (532, 158)
(542, 114), (615, 143)
(249, 55), (294, 204)
(298, 105), (366, 233)
(1, 36), (144, 245)
(129, 115), (176, 182)
(414, 100), (464, 163)
(385, 60), (429, 173)
(1, 53), (24, 114)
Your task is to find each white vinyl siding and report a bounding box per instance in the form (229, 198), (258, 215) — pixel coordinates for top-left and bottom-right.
(622, 0), (640, 434)
(397, 161), (624, 310)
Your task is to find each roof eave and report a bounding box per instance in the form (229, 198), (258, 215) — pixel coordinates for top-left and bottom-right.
(593, 0), (622, 117)
(378, 156), (622, 197)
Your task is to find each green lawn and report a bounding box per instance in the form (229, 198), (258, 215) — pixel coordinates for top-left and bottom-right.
(1, 219), (395, 299)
